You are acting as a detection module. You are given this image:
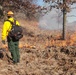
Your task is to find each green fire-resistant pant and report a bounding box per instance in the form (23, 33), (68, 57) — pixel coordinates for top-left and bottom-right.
(8, 40), (20, 63)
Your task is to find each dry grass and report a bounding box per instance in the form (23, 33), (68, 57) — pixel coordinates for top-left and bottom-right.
(0, 19), (76, 75)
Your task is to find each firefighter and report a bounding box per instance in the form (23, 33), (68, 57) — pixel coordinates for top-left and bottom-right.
(2, 11), (20, 64)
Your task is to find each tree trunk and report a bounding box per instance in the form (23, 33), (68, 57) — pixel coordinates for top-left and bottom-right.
(62, 0), (66, 40)
(62, 10), (66, 40)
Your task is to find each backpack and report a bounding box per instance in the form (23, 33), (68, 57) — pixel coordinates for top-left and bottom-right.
(7, 19), (23, 40)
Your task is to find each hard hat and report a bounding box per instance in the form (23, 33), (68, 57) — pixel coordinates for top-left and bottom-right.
(7, 11), (14, 15)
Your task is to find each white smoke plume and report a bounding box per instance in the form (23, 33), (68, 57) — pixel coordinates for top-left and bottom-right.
(39, 8), (63, 30)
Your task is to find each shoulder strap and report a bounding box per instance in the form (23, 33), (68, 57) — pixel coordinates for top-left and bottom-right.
(6, 19), (16, 26)
(13, 19), (16, 25)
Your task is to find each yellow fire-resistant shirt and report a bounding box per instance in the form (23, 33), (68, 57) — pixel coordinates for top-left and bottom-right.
(2, 17), (20, 40)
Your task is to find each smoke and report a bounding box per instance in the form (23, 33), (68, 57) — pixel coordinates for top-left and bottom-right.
(39, 8), (63, 30)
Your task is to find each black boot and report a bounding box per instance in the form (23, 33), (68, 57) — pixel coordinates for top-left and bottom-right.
(13, 61), (17, 64)
(17, 59), (20, 63)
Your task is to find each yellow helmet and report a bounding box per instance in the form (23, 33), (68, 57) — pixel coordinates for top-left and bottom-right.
(7, 11), (14, 15)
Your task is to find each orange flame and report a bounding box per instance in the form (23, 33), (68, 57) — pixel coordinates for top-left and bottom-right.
(45, 32), (76, 47)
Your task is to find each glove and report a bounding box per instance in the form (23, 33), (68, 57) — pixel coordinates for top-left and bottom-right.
(2, 40), (5, 44)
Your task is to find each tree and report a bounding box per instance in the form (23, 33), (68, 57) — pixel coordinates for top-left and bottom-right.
(0, 0), (39, 20)
(43, 0), (76, 40)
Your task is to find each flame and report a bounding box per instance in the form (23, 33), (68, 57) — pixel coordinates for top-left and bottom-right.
(45, 32), (76, 47)
(19, 43), (35, 48)
(2, 44), (8, 48)
(1, 32), (76, 49)
(2, 44), (8, 50)
(2, 42), (35, 50)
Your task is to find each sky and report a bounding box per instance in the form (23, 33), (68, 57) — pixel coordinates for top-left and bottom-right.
(37, 0), (76, 30)
(67, 4), (76, 23)
(37, 0), (44, 6)
(37, 0), (76, 23)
